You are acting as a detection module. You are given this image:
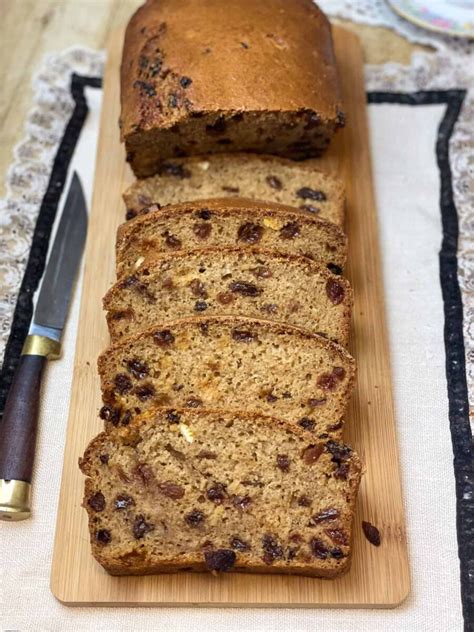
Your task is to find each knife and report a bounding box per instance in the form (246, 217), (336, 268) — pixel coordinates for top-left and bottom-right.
(0, 172), (88, 521)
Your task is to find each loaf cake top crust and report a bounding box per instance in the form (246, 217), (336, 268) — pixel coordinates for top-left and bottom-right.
(120, 0), (343, 138)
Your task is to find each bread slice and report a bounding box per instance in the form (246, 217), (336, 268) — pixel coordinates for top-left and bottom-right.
(104, 247), (352, 345)
(80, 407), (362, 577)
(116, 198), (347, 278)
(123, 154), (345, 226)
(97, 316), (355, 438)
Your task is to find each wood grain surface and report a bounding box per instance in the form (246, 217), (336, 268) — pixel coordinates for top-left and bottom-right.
(50, 26), (410, 607)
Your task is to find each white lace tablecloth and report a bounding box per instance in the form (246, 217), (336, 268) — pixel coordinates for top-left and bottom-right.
(0, 3), (473, 630)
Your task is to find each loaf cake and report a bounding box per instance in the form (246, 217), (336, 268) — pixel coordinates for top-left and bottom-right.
(80, 407), (362, 577)
(121, 0), (345, 177)
(116, 198), (347, 278)
(104, 247), (352, 345)
(123, 154), (345, 226)
(98, 316), (355, 438)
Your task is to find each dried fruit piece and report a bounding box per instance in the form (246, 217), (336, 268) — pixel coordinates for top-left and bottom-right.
(206, 482), (226, 504)
(189, 279), (208, 297)
(362, 521), (381, 546)
(158, 480), (185, 499)
(133, 462), (155, 486)
(115, 494), (135, 510)
(99, 406), (120, 425)
(194, 300), (208, 312)
(237, 222), (264, 244)
(298, 417), (315, 431)
(133, 515), (154, 539)
(229, 280), (262, 297)
(127, 359), (149, 380)
(204, 549), (236, 572)
(232, 495), (252, 511)
(296, 187), (327, 201)
(166, 410), (181, 423)
(309, 537), (330, 559)
(162, 230), (182, 248)
(310, 507), (340, 524)
(262, 534), (284, 564)
(198, 209), (211, 220)
(217, 291), (235, 305)
(232, 329), (257, 342)
(325, 528), (348, 546)
(186, 396), (203, 408)
(88, 491), (106, 512)
(280, 222), (300, 240)
(185, 510), (205, 526)
(114, 373), (132, 394)
(302, 444), (324, 465)
(193, 222), (212, 239)
(276, 454), (290, 472)
(230, 537), (251, 551)
(96, 529), (111, 544)
(327, 263), (342, 276)
(134, 383), (156, 400)
(266, 175), (283, 190)
(326, 279), (345, 305)
(153, 329), (175, 346)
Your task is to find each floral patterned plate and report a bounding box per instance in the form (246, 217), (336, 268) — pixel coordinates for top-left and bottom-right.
(387, 0), (474, 38)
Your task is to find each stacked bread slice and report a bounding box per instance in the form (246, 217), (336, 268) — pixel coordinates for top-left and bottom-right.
(80, 154), (361, 578)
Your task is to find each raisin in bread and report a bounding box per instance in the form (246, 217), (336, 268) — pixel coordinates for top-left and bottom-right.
(123, 154), (345, 226)
(80, 407), (362, 577)
(97, 316), (355, 438)
(104, 247), (352, 345)
(121, 0), (344, 177)
(116, 198), (347, 278)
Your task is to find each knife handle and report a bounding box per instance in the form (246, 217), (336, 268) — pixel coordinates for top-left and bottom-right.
(0, 335), (60, 521)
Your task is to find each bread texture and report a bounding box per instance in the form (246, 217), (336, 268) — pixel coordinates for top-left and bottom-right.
(123, 154), (345, 226)
(97, 316), (355, 438)
(104, 247), (352, 345)
(116, 198), (347, 278)
(121, 0), (345, 176)
(80, 407), (361, 577)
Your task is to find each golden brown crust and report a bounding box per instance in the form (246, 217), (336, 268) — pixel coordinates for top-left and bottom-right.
(121, 0), (342, 134)
(120, 0), (344, 173)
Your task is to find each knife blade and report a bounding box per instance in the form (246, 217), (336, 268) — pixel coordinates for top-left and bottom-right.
(0, 172), (88, 521)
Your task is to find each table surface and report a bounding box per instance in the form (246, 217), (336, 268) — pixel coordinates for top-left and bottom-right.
(0, 0), (427, 198)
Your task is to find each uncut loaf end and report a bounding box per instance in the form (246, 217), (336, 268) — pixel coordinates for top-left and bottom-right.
(120, 0), (345, 177)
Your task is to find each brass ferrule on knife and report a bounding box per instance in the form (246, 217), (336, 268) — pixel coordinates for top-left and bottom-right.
(21, 335), (61, 360)
(0, 479), (31, 521)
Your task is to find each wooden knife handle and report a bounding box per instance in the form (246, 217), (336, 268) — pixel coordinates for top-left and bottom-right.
(0, 354), (47, 483)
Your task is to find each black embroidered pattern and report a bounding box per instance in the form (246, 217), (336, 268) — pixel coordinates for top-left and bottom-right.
(0, 75), (102, 415)
(369, 91), (471, 630)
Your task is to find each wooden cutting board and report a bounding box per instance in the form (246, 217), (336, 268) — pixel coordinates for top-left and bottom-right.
(50, 25), (410, 607)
